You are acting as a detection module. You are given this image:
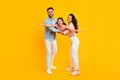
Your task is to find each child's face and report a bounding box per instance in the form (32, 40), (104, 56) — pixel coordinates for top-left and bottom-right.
(58, 19), (63, 26)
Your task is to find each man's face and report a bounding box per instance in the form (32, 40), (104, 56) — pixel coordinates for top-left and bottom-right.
(47, 9), (54, 18)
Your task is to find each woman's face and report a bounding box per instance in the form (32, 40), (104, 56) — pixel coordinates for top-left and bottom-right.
(67, 15), (72, 23)
(57, 19), (63, 26)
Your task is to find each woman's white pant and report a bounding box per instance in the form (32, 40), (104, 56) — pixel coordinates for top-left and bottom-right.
(70, 36), (80, 70)
(45, 39), (57, 69)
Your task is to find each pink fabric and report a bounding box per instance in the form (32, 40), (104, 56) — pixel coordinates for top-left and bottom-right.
(55, 24), (66, 31)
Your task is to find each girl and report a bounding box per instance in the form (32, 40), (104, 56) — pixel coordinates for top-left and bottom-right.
(39, 17), (69, 34)
(39, 17), (79, 34)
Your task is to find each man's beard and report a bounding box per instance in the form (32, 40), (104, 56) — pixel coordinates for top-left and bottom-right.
(48, 14), (53, 18)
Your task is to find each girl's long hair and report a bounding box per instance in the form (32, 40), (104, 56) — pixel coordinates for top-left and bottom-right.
(56, 17), (66, 25)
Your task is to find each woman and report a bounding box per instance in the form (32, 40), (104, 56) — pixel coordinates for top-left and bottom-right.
(64, 14), (80, 76)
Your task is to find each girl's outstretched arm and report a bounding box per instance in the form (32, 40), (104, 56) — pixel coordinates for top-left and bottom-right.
(38, 23), (56, 27)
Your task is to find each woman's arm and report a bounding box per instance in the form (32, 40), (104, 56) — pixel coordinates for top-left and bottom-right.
(62, 30), (69, 35)
(65, 25), (84, 33)
(64, 23), (74, 31)
(65, 27), (73, 31)
(75, 30), (84, 32)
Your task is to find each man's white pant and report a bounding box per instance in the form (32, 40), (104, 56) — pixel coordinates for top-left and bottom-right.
(45, 39), (57, 69)
(70, 36), (80, 70)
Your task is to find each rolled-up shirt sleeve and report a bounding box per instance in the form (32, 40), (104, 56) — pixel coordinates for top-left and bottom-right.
(44, 19), (61, 33)
(48, 27), (61, 32)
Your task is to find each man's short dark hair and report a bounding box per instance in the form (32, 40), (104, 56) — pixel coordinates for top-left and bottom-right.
(47, 7), (54, 11)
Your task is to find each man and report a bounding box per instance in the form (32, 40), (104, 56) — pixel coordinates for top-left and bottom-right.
(44, 7), (61, 74)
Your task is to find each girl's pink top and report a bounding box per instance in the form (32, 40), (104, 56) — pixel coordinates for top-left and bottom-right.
(55, 24), (66, 31)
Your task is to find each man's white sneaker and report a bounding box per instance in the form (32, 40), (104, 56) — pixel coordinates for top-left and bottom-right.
(66, 67), (74, 71)
(71, 70), (80, 76)
(46, 69), (52, 74)
(51, 65), (57, 69)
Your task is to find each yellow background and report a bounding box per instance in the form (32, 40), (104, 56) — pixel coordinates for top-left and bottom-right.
(0, 0), (120, 80)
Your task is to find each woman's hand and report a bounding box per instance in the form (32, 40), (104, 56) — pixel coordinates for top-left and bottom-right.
(78, 30), (84, 32)
(75, 29), (84, 33)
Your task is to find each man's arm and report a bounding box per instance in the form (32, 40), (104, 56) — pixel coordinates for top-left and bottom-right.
(44, 19), (60, 32)
(48, 27), (61, 33)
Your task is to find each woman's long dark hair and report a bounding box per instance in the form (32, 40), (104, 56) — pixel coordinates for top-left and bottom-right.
(56, 17), (66, 25)
(69, 14), (78, 33)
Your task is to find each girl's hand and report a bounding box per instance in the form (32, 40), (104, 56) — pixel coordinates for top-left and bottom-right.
(39, 24), (44, 26)
(37, 23), (45, 26)
(37, 23), (44, 26)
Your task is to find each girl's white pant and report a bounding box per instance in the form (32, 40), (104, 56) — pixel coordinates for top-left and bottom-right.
(45, 39), (57, 69)
(70, 36), (80, 70)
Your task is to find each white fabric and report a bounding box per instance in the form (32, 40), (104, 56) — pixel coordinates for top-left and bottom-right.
(45, 39), (57, 69)
(70, 35), (80, 70)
